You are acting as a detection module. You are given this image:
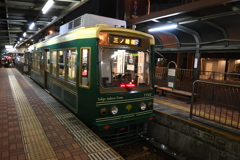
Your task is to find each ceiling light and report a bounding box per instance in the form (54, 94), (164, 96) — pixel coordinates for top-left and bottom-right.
(151, 19), (159, 22)
(148, 24), (177, 32)
(5, 45), (13, 49)
(179, 20), (198, 25)
(6, 48), (16, 52)
(23, 32), (27, 37)
(29, 22), (35, 30)
(42, 0), (54, 14)
(19, 38), (23, 41)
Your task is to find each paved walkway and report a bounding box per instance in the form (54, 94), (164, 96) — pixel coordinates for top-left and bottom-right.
(0, 68), (122, 160)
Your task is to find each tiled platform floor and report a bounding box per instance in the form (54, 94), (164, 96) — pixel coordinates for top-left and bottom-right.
(0, 68), (122, 160)
(2, 67), (239, 160)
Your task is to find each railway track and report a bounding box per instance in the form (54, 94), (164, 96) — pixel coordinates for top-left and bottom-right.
(114, 140), (164, 160)
(113, 139), (185, 160)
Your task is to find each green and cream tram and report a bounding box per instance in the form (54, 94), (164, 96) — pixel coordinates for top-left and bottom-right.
(29, 24), (155, 144)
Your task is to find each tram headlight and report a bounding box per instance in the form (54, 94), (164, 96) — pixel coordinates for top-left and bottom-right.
(139, 102), (146, 111)
(110, 105), (118, 115)
(100, 108), (107, 116)
(148, 102), (153, 109)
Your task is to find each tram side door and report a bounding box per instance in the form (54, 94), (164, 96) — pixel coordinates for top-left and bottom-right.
(40, 52), (44, 83)
(44, 49), (50, 91)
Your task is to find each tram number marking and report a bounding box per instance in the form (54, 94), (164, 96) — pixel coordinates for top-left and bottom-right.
(144, 93), (152, 97)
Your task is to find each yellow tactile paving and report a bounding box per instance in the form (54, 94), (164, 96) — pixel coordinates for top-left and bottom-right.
(12, 68), (123, 160)
(8, 69), (57, 160)
(154, 98), (190, 112)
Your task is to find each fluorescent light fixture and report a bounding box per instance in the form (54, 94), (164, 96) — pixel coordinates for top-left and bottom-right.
(28, 45), (34, 51)
(5, 45), (13, 49)
(6, 48), (16, 52)
(151, 19), (159, 23)
(148, 24), (177, 32)
(23, 32), (26, 37)
(179, 20), (198, 25)
(42, 0), (54, 14)
(29, 22), (35, 29)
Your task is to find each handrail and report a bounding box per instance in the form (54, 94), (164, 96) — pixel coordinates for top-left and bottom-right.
(190, 80), (240, 130)
(155, 68), (240, 92)
(192, 80), (240, 88)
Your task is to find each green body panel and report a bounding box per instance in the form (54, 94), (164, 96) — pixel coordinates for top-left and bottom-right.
(31, 69), (44, 87)
(93, 91), (155, 131)
(93, 113), (155, 131)
(30, 36), (155, 132)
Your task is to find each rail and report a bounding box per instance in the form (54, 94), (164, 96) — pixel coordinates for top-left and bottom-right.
(199, 70), (240, 85)
(155, 67), (194, 92)
(190, 80), (240, 130)
(155, 67), (240, 92)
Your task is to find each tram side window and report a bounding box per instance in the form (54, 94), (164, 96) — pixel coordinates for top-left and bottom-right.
(34, 52), (38, 68)
(51, 51), (57, 76)
(58, 50), (65, 79)
(40, 52), (44, 70)
(80, 48), (90, 87)
(32, 53), (36, 68)
(25, 53), (29, 65)
(66, 49), (77, 83)
(46, 51), (50, 72)
(37, 52), (41, 69)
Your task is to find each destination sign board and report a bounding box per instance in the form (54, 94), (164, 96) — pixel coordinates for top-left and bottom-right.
(109, 35), (140, 46)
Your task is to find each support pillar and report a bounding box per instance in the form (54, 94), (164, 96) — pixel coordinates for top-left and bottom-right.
(193, 47), (201, 81)
(177, 25), (201, 82)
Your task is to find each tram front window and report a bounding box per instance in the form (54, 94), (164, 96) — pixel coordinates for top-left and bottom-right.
(100, 48), (150, 88)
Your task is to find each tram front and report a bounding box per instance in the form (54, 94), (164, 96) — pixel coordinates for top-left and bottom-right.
(94, 29), (155, 145)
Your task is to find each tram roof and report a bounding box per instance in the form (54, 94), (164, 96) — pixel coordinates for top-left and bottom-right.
(31, 26), (154, 49)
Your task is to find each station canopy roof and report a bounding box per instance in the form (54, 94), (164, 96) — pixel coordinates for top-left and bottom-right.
(127, 0), (240, 53)
(0, 0), (88, 52)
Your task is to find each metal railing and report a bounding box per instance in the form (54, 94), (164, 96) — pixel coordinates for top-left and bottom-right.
(155, 67), (194, 92)
(155, 67), (240, 92)
(190, 80), (240, 129)
(199, 71), (240, 85)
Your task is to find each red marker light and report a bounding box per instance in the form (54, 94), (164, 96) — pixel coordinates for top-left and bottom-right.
(103, 125), (110, 129)
(148, 117), (154, 120)
(120, 83), (135, 87)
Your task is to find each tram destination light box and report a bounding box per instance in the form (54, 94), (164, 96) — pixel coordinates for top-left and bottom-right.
(109, 35), (140, 46)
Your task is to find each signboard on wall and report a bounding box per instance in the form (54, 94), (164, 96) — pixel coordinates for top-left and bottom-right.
(167, 69), (176, 88)
(167, 61), (178, 89)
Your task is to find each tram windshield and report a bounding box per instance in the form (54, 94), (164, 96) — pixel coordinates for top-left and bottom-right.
(100, 48), (150, 88)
